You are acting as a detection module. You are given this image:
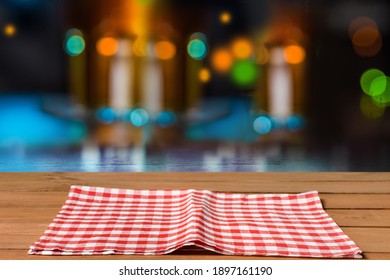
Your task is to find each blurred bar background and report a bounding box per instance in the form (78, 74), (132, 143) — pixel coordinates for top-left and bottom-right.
(1, 0), (390, 171)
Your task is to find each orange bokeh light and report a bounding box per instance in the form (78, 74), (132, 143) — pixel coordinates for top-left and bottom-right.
(211, 48), (233, 73)
(283, 45), (305, 64)
(154, 41), (176, 60)
(231, 38), (253, 59)
(96, 37), (118, 56)
(348, 16), (378, 39)
(353, 27), (380, 47)
(199, 68), (211, 82)
(219, 12), (232, 24)
(4, 24), (16, 37)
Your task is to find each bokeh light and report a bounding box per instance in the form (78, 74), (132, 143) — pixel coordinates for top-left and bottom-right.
(360, 69), (385, 96)
(349, 17), (378, 38)
(256, 45), (270, 65)
(65, 35), (85, 57)
(283, 44), (305, 64)
(4, 24), (16, 37)
(253, 116), (272, 135)
(352, 27), (380, 47)
(96, 107), (116, 124)
(156, 111), (177, 128)
(370, 76), (388, 97)
(353, 36), (382, 57)
(133, 38), (148, 57)
(96, 37), (118, 56)
(199, 68), (211, 83)
(190, 32), (208, 43)
(231, 38), (253, 59)
(211, 48), (233, 73)
(187, 39), (207, 60)
(65, 28), (82, 39)
(372, 77), (390, 105)
(349, 16), (382, 57)
(219, 11), (232, 24)
(137, 0), (155, 5)
(130, 108), (149, 127)
(231, 60), (258, 86)
(287, 115), (304, 132)
(360, 95), (385, 120)
(154, 40), (176, 60)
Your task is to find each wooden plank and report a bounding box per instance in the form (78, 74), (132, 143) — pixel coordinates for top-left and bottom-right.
(0, 208), (60, 223)
(0, 192), (68, 208)
(343, 228), (390, 252)
(327, 210), (390, 227)
(321, 194), (390, 209)
(362, 253), (390, 260)
(2, 192), (390, 209)
(1, 173), (390, 193)
(1, 181), (390, 194)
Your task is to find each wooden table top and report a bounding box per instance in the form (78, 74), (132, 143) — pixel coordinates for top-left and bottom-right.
(1, 172), (389, 260)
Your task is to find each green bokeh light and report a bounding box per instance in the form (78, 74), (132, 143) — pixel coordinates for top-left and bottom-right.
(372, 77), (390, 104)
(187, 39), (207, 60)
(360, 69), (385, 96)
(230, 60), (258, 86)
(66, 35), (85, 57)
(370, 76), (388, 97)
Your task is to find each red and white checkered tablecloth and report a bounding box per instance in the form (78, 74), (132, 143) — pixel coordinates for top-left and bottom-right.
(28, 186), (362, 258)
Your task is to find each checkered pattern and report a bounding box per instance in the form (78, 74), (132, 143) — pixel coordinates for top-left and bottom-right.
(28, 186), (362, 258)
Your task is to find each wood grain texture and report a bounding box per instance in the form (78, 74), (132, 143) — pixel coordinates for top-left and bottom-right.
(0, 172), (389, 260)
(1, 173), (390, 193)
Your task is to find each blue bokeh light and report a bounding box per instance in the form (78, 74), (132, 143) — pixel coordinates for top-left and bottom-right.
(253, 116), (272, 135)
(286, 115), (304, 132)
(96, 107), (116, 124)
(130, 108), (149, 127)
(65, 35), (85, 56)
(187, 39), (207, 60)
(156, 111), (177, 127)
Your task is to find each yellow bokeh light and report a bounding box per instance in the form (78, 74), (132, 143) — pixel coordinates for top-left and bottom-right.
(284, 44), (305, 64)
(4, 24), (16, 37)
(211, 48), (233, 73)
(154, 41), (176, 60)
(96, 37), (118, 56)
(133, 38), (148, 57)
(360, 95), (385, 120)
(199, 68), (211, 83)
(219, 12), (232, 24)
(256, 45), (270, 65)
(231, 38), (253, 59)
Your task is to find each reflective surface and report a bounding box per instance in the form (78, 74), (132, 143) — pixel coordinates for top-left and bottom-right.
(2, 142), (389, 172)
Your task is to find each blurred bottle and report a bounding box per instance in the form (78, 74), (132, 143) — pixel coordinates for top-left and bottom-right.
(254, 5), (308, 139)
